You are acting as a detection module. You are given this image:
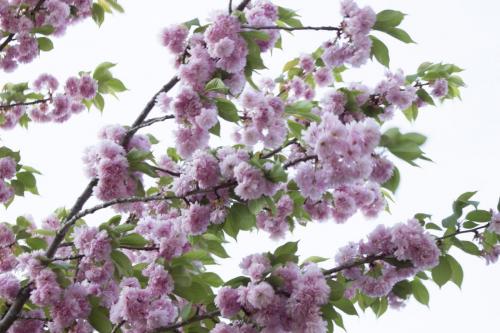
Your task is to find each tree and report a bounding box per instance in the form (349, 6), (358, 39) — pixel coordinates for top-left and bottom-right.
(0, 0), (498, 332)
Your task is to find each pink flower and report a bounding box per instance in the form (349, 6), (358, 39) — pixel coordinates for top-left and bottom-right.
(240, 253), (271, 281)
(162, 25), (189, 54)
(215, 287), (241, 317)
(182, 203), (211, 235)
(0, 273), (20, 301)
(247, 282), (275, 309)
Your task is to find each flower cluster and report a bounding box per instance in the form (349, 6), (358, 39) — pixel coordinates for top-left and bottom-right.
(256, 195), (294, 239)
(0, 0), (93, 72)
(374, 69), (417, 111)
(294, 113), (391, 222)
(110, 268), (177, 332)
(162, 2), (283, 159)
(215, 259), (330, 332)
(0, 73), (97, 129)
(82, 125), (151, 209)
(321, 0), (376, 69)
(0, 223), (17, 272)
(0, 157), (16, 203)
(245, 1), (280, 52)
(29, 73), (97, 123)
(336, 219), (440, 300)
(235, 90), (287, 149)
(136, 214), (190, 261)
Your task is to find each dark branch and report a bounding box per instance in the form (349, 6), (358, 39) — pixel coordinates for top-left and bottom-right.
(323, 255), (387, 275)
(437, 224), (489, 241)
(156, 310), (220, 332)
(121, 76), (180, 147)
(111, 321), (125, 333)
(0, 98), (51, 110)
(284, 155), (317, 169)
(261, 138), (298, 159)
(236, 0), (251, 11)
(127, 114), (175, 134)
(242, 25), (341, 32)
(152, 166), (181, 177)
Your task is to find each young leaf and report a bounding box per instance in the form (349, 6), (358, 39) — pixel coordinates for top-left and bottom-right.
(411, 279), (430, 305)
(431, 256), (452, 287)
(370, 35), (390, 67)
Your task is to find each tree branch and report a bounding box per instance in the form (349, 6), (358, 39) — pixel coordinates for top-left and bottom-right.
(437, 224), (489, 241)
(261, 138), (298, 159)
(0, 98), (51, 110)
(152, 166), (181, 177)
(121, 76), (180, 147)
(284, 155), (317, 169)
(242, 25), (341, 32)
(0, 0), (46, 53)
(156, 310), (220, 332)
(126, 114), (175, 134)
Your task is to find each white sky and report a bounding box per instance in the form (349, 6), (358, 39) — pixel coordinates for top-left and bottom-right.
(1, 0), (500, 332)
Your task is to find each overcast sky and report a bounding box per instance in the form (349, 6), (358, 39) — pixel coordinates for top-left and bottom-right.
(2, 0), (499, 332)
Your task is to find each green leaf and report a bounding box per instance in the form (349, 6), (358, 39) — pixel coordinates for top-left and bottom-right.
(92, 3), (105, 26)
(328, 280), (345, 301)
(198, 272), (224, 287)
(431, 256), (452, 287)
(370, 35), (390, 67)
(37, 37), (53, 51)
(446, 254), (464, 288)
(241, 32), (266, 70)
(382, 167), (400, 193)
(285, 101), (320, 122)
(88, 305), (113, 333)
(416, 89), (435, 106)
(266, 163), (287, 183)
(378, 27), (415, 43)
(274, 241), (298, 258)
(411, 279), (429, 305)
(215, 98), (239, 122)
(332, 299), (357, 316)
(105, 78), (127, 92)
(402, 103), (419, 121)
(374, 10), (405, 29)
(453, 239), (481, 256)
(26, 237), (47, 250)
(206, 240), (229, 258)
(175, 281), (213, 304)
(111, 250), (133, 276)
(183, 18), (201, 29)
(223, 203), (256, 239)
(303, 256), (328, 264)
(93, 62), (116, 81)
(466, 210), (492, 222)
(119, 233), (148, 248)
(93, 93), (105, 111)
(205, 78), (229, 94)
(32, 25), (55, 35)
(283, 58), (299, 72)
(103, 0), (124, 13)
(248, 197), (267, 215)
(16, 172), (37, 194)
(208, 121), (221, 137)
(287, 120), (305, 139)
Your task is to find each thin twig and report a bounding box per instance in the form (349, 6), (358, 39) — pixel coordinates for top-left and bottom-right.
(0, 98), (51, 110)
(261, 138), (298, 159)
(156, 310), (220, 332)
(127, 114), (175, 134)
(111, 320), (125, 333)
(152, 166), (181, 177)
(242, 25), (340, 32)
